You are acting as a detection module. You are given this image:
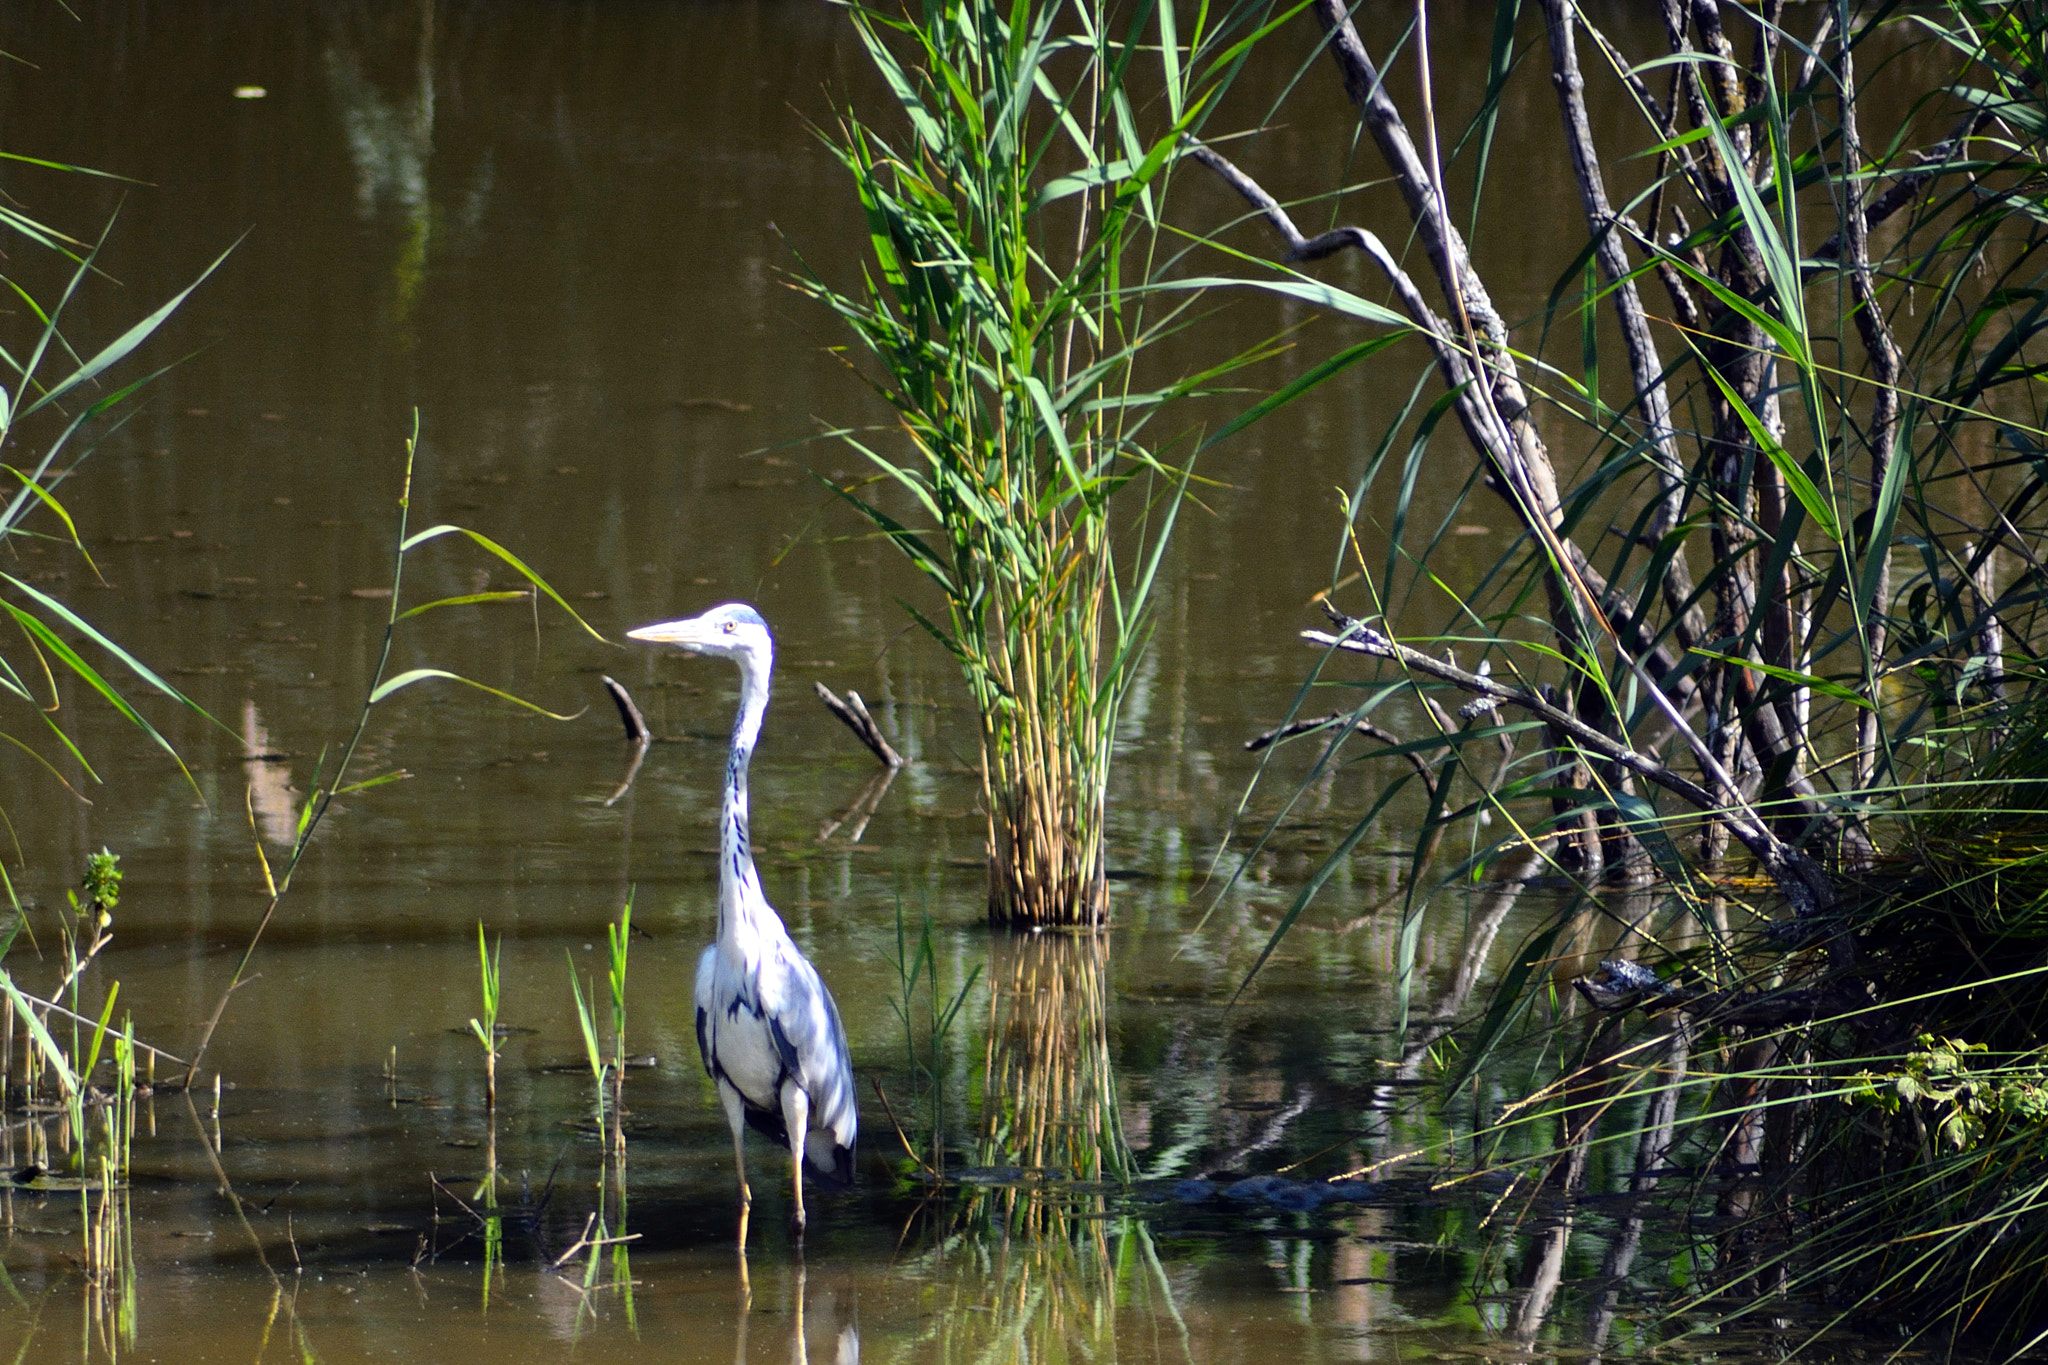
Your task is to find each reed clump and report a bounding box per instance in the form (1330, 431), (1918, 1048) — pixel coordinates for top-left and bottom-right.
(803, 0), (1273, 927)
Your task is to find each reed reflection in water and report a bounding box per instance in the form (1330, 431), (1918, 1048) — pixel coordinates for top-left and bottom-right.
(893, 932), (1187, 1365)
(979, 932), (1126, 1187)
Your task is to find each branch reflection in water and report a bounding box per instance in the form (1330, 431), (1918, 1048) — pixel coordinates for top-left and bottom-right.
(1470, 872), (1706, 1355)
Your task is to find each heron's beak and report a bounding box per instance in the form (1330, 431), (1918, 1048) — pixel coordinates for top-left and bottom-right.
(627, 617), (713, 651)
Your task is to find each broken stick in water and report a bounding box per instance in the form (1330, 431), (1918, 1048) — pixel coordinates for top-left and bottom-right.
(814, 682), (903, 768)
(602, 675), (651, 744)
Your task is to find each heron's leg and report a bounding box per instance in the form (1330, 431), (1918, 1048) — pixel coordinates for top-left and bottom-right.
(717, 1080), (752, 1208)
(782, 1084), (812, 1234)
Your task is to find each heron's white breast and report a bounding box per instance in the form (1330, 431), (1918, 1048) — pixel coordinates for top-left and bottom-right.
(709, 1009), (784, 1109)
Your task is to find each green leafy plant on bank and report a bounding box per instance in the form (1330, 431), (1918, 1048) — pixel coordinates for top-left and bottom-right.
(0, 848), (151, 1328)
(1183, 0), (2048, 1357)
(1846, 1037), (2048, 1154)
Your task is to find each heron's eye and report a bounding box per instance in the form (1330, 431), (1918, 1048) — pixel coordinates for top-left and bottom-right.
(722, 621), (735, 634)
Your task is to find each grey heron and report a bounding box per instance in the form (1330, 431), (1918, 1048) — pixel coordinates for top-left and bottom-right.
(628, 603), (858, 1238)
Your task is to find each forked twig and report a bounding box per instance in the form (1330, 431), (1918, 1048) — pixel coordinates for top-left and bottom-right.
(1302, 605), (1840, 921)
(546, 1211), (639, 1273)
(869, 1077), (937, 1179)
(1244, 713), (1433, 788)
(815, 682), (903, 768)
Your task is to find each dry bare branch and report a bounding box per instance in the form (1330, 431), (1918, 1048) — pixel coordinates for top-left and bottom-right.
(815, 681), (903, 768)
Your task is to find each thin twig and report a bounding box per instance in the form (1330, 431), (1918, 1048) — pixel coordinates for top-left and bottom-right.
(1243, 713), (1435, 791)
(545, 1211), (639, 1273)
(14, 989), (185, 1064)
(870, 1077), (937, 1179)
(1302, 607), (1839, 920)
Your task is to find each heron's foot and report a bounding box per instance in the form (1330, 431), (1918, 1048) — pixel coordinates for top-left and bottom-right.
(790, 1207), (807, 1241)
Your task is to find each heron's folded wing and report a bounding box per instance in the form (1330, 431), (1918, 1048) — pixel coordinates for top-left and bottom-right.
(693, 944), (719, 1079)
(759, 944), (859, 1144)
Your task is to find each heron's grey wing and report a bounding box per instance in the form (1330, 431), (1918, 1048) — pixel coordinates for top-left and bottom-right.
(693, 943), (718, 1080)
(758, 940), (859, 1164)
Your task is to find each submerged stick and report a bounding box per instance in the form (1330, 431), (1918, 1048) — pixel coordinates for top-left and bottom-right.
(601, 681), (652, 806)
(815, 682), (903, 768)
(1244, 713), (1436, 788)
(1572, 958), (1865, 1030)
(601, 676), (650, 745)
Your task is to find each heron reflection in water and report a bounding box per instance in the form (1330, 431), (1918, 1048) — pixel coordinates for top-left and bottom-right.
(628, 604), (857, 1244)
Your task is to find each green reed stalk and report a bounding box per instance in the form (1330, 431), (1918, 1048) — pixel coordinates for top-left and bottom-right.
(604, 895), (632, 1154)
(469, 922), (504, 1113)
(886, 895), (981, 1171)
(183, 418), (603, 1083)
(567, 955), (608, 1142)
(804, 0), (1271, 927)
(112, 1016), (135, 1176)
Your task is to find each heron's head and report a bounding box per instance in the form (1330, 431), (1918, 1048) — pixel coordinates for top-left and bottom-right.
(627, 602), (773, 665)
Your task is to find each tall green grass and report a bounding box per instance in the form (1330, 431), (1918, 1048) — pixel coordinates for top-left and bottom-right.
(183, 418), (604, 1080)
(802, 0), (1284, 926)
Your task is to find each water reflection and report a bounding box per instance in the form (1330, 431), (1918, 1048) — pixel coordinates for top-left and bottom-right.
(879, 934), (1186, 1365)
(979, 932), (1125, 1184)
(239, 700), (298, 848)
(0, 0), (1890, 1359)
(816, 766), (897, 845)
(322, 0), (466, 337)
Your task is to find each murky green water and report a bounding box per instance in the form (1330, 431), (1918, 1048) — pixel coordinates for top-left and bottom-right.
(0, 3), (1930, 1362)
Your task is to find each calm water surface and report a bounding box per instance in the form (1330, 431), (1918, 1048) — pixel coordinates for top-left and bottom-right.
(0, 3), (1923, 1362)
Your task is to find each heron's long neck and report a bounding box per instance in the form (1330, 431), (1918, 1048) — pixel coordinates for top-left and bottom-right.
(719, 651), (772, 937)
